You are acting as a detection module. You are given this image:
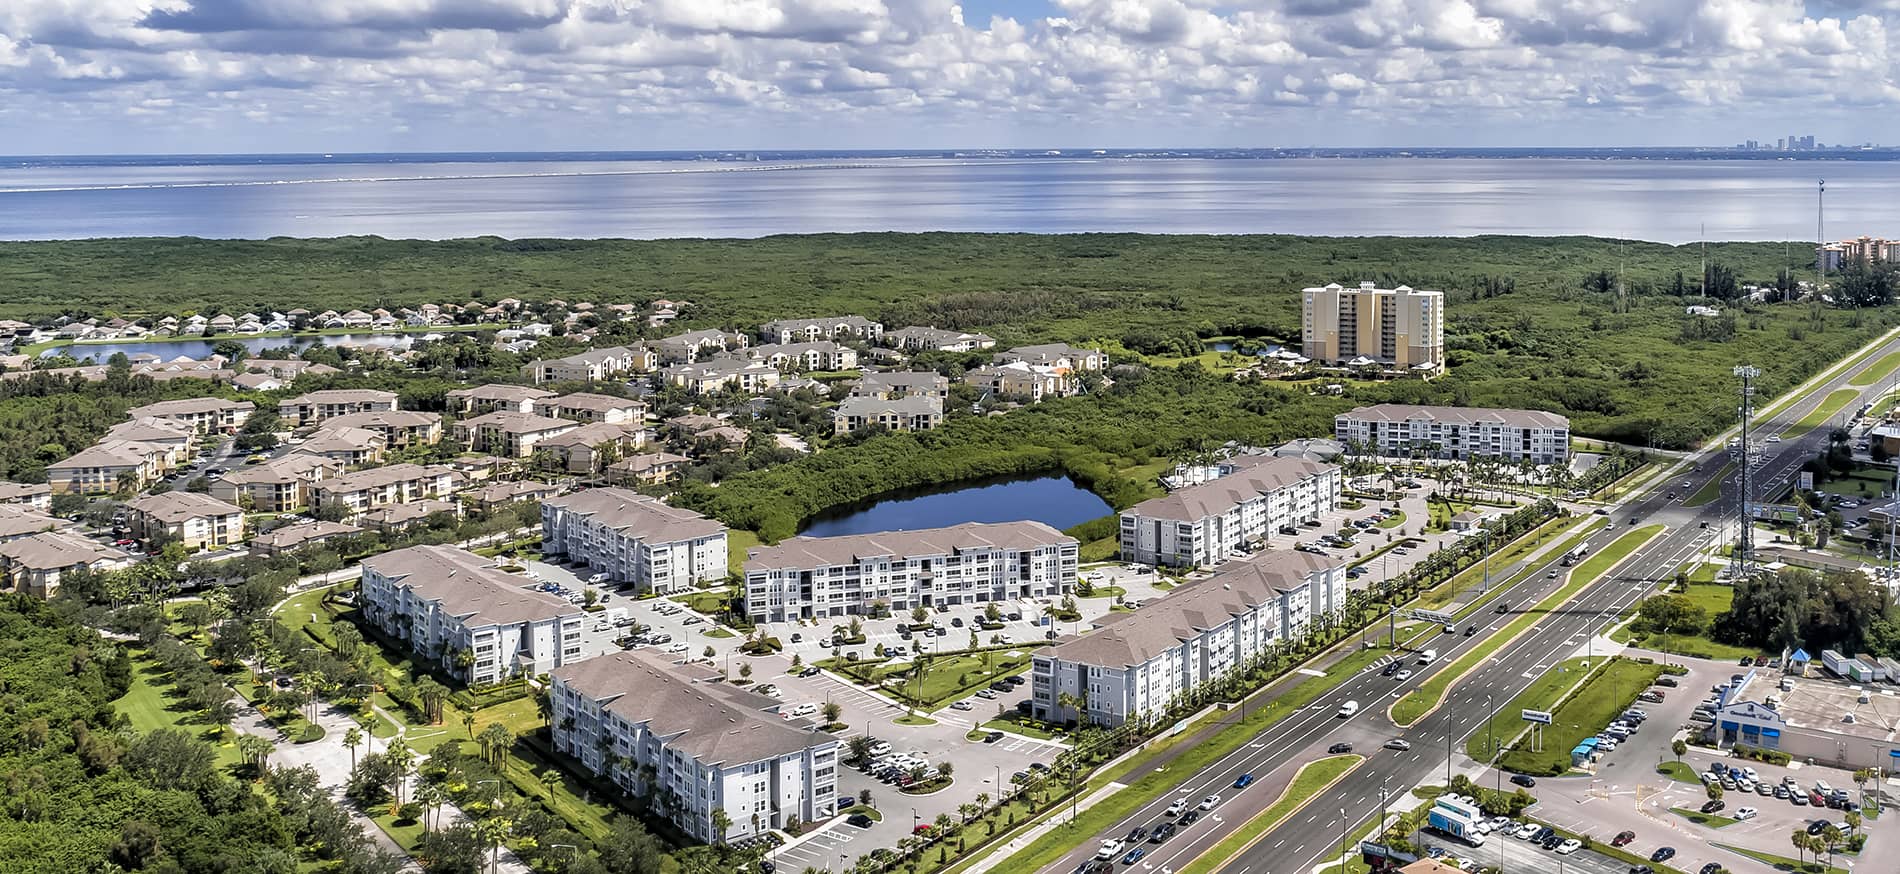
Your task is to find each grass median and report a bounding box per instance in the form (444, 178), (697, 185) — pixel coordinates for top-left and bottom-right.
(1177, 755), (1362, 874)
(1498, 656), (1663, 774)
(1715, 843), (1848, 874)
(1784, 387), (1860, 439)
(1462, 657), (1595, 762)
(1683, 463), (1731, 508)
(1670, 807), (1739, 828)
(1391, 524), (1661, 727)
(1849, 347), (1900, 387)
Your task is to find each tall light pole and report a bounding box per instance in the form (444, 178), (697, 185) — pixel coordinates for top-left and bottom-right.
(1817, 179), (1827, 296)
(1736, 365), (1761, 577)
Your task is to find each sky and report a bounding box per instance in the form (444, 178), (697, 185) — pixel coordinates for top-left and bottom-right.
(1, 0), (1898, 155)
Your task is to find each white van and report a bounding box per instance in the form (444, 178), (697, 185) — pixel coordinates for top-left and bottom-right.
(1338, 700), (1361, 717)
(1814, 780), (1835, 797)
(1418, 650), (1438, 665)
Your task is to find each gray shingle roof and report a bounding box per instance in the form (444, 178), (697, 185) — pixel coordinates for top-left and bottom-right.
(363, 544), (580, 626)
(553, 649), (833, 765)
(1338, 404), (1569, 430)
(747, 520), (1072, 570)
(1126, 456), (1336, 522)
(543, 488), (724, 542)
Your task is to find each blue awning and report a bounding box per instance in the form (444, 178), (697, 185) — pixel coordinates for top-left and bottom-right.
(1721, 721), (1740, 731)
(1762, 728), (1780, 737)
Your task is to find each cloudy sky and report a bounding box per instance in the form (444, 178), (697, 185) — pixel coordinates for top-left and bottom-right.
(1, 0), (1897, 154)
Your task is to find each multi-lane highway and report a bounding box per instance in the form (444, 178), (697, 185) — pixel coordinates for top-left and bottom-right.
(1035, 330), (1900, 874)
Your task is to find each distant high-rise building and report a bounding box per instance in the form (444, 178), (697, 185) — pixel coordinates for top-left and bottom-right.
(1778, 137), (1787, 150)
(1301, 281), (1445, 372)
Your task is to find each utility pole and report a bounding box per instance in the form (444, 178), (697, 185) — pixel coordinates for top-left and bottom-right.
(1735, 365), (1761, 577)
(1817, 179), (1827, 296)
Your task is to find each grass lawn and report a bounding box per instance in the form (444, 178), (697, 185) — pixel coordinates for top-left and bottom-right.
(1392, 524), (1659, 726)
(1348, 537), (1423, 571)
(1618, 582), (1761, 660)
(982, 716), (1063, 741)
(1079, 535), (1119, 563)
(1849, 348), (1900, 386)
(1463, 657), (1596, 761)
(1426, 498), (1476, 532)
(1670, 807), (1740, 828)
(1499, 657), (1663, 774)
(842, 804), (882, 821)
(1179, 755), (1362, 874)
(1657, 761), (1703, 784)
(1715, 843), (1848, 874)
(994, 643), (1399, 874)
(726, 529), (760, 575)
(1786, 388), (1861, 437)
(1377, 512), (1406, 529)
(1078, 585), (1127, 600)
(895, 714), (937, 726)
(701, 627), (735, 639)
(1683, 463), (1733, 509)
(843, 651), (1035, 711)
(1818, 469), (1890, 498)
(668, 586), (735, 615)
(114, 655), (245, 770)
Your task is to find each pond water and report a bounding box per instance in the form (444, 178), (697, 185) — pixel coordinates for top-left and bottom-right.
(41, 332), (417, 361)
(798, 474), (1113, 539)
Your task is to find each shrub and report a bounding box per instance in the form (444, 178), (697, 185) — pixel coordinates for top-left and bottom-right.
(396, 802), (423, 825)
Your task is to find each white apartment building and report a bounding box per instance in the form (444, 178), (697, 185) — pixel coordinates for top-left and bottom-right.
(124, 397), (256, 434)
(965, 361), (1073, 402)
(759, 316), (884, 345)
(1301, 282), (1446, 372)
(551, 650), (841, 843)
(656, 330), (749, 364)
(122, 491), (247, 551)
(883, 327), (996, 353)
(1032, 550), (1346, 726)
(661, 359), (782, 395)
(277, 389), (400, 427)
(1334, 404), (1571, 464)
(359, 545), (595, 686)
(750, 342), (859, 373)
(306, 463), (459, 517)
(522, 346), (658, 385)
(541, 488), (728, 594)
(1120, 456), (1342, 568)
(452, 411), (580, 458)
(850, 371), (949, 399)
(831, 395), (943, 434)
(993, 344), (1106, 373)
(745, 521), (1078, 622)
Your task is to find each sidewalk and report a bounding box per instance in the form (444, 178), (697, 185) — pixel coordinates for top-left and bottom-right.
(960, 782), (1128, 874)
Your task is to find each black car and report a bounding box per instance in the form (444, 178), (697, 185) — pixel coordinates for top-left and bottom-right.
(1178, 810), (1201, 827)
(1126, 826), (1149, 844)
(1807, 820), (1831, 835)
(1532, 826), (1554, 843)
(800, 666), (822, 677)
(1701, 799), (1725, 813)
(1328, 742), (1353, 754)
(1540, 833), (1562, 850)
(1629, 868), (1654, 874)
(1651, 847), (1676, 863)
(1149, 823), (1177, 844)
(1382, 663), (1400, 676)
(984, 731), (1004, 744)
(847, 814), (874, 828)
(1657, 677), (1679, 687)
(1510, 774), (1537, 788)
(1699, 865), (1723, 874)
(1464, 625), (1477, 636)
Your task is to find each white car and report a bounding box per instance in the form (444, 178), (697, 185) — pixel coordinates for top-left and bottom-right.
(1742, 767), (1758, 782)
(1555, 839), (1581, 855)
(790, 702), (818, 717)
(1734, 807), (1758, 821)
(869, 742), (892, 757)
(1767, 435), (1782, 443)
(665, 642), (688, 653)
(950, 700), (973, 711)
(1166, 798), (1188, 817)
(1395, 670), (1414, 681)
(1199, 794), (1222, 811)
(1095, 840), (1124, 860)
(1514, 823), (1540, 840)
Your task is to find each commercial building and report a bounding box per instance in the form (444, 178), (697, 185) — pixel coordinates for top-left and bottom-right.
(0, 531), (135, 597)
(831, 395), (943, 434)
(550, 649), (841, 843)
(209, 454), (341, 512)
(1031, 550), (1345, 726)
(541, 488), (728, 594)
(360, 545), (595, 686)
(124, 397), (256, 434)
(446, 384), (556, 415)
(452, 411), (580, 458)
(278, 389), (400, 426)
(1333, 404), (1571, 464)
(1301, 282), (1445, 372)
(1708, 671), (1900, 773)
(744, 521), (1078, 622)
(122, 491), (247, 551)
(759, 316), (883, 345)
(1119, 456), (1342, 568)
(306, 463), (459, 517)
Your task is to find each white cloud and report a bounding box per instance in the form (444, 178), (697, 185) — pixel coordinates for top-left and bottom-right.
(0, 0), (1894, 151)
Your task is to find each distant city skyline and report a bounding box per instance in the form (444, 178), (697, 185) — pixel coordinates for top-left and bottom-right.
(1, 1), (1898, 155)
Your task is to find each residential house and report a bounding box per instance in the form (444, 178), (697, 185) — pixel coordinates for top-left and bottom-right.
(359, 545), (596, 686)
(759, 316), (884, 345)
(541, 488), (728, 594)
(831, 395), (943, 434)
(1032, 551), (1345, 727)
(551, 650), (840, 843)
(232, 372), (284, 392)
(122, 492), (247, 551)
(278, 389), (400, 427)
(744, 521), (1077, 622)
(0, 531), (135, 597)
(452, 411), (579, 458)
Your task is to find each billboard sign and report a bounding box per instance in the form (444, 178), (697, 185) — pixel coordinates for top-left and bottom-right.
(1522, 709), (1553, 725)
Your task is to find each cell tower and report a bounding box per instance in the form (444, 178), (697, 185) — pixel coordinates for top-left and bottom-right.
(1735, 365), (1760, 578)
(1816, 179), (1826, 294)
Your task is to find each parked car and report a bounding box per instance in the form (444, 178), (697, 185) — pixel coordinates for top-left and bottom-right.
(1650, 847), (1676, 863)
(1556, 839), (1582, 855)
(1734, 807), (1757, 821)
(1612, 830), (1636, 847)
(1510, 774), (1537, 788)
(847, 814), (874, 828)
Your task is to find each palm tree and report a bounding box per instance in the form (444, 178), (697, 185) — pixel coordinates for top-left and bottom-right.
(462, 711), (477, 738)
(709, 808), (732, 844)
(1671, 738), (1686, 765)
(344, 727), (363, 770)
(384, 738), (414, 808)
(479, 723), (513, 770)
(416, 780), (448, 834)
(475, 816), (512, 874)
(539, 768), (560, 800)
(1791, 828), (1808, 867)
(414, 676), (447, 725)
(236, 734), (274, 776)
(822, 701), (842, 724)
(333, 621), (362, 660)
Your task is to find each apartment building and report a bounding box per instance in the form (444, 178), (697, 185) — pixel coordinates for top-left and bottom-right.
(359, 500), (461, 533)
(850, 371), (950, 400)
(46, 440), (172, 494)
(124, 397), (256, 434)
(306, 463), (458, 517)
(277, 389), (400, 426)
(467, 480), (562, 510)
(105, 417), (199, 460)
(1334, 404), (1571, 464)
(0, 482), (52, 511)
(359, 545), (595, 686)
(608, 452), (691, 486)
(321, 410), (445, 449)
(1032, 550), (1345, 726)
(655, 330), (749, 364)
(0, 531), (135, 597)
(750, 342), (859, 373)
(122, 491), (247, 551)
(292, 426), (388, 467)
(745, 521), (1078, 622)
(533, 392), (645, 425)
(759, 315), (883, 345)
(965, 362), (1073, 402)
(883, 326), (996, 353)
(831, 395), (943, 434)
(210, 454), (341, 512)
(993, 343), (1106, 373)
(251, 520), (361, 557)
(452, 411), (579, 458)
(446, 384), (556, 415)
(662, 359), (783, 396)
(541, 488), (728, 594)
(535, 422), (650, 474)
(1119, 456), (1342, 568)
(522, 345), (658, 385)
(551, 650), (841, 843)
(1301, 282), (1446, 372)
